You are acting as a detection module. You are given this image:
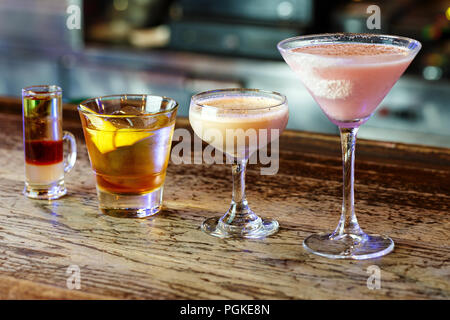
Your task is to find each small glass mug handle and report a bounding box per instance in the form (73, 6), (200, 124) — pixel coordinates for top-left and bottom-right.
(63, 131), (77, 173)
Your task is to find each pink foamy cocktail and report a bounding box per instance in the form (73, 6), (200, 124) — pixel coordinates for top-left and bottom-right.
(278, 34), (421, 260)
(281, 42), (415, 127)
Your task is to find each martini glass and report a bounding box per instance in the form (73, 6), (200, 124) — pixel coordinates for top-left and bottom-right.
(278, 33), (421, 259)
(189, 89), (289, 239)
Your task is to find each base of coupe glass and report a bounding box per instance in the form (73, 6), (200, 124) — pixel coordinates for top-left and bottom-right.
(97, 186), (163, 218)
(201, 216), (279, 239)
(303, 232), (394, 260)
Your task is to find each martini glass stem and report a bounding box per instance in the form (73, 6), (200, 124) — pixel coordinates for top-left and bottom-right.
(221, 158), (259, 226)
(333, 127), (364, 238)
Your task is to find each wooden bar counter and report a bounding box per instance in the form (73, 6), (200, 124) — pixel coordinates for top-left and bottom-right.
(0, 97), (448, 299)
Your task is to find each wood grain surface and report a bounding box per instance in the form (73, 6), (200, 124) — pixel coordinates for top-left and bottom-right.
(0, 98), (448, 300)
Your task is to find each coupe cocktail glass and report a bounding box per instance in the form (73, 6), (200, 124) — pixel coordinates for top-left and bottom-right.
(79, 94), (178, 218)
(278, 33), (421, 259)
(23, 85), (77, 200)
(189, 89), (289, 238)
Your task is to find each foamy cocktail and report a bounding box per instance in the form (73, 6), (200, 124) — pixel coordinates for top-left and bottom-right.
(281, 41), (415, 127)
(190, 89), (288, 239)
(190, 95), (288, 159)
(278, 33), (421, 259)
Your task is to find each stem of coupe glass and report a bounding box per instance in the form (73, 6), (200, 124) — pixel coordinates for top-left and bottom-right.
(332, 127), (365, 240)
(220, 158), (260, 227)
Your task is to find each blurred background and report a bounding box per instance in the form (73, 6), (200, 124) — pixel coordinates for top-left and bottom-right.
(0, 0), (449, 147)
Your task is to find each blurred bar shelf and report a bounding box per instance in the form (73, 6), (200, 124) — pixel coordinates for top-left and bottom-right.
(1, 43), (449, 148)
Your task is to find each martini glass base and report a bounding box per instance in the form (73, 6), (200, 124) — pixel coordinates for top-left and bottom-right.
(303, 232), (394, 260)
(201, 217), (279, 239)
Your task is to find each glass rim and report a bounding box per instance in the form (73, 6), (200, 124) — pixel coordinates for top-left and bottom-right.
(277, 32), (422, 58)
(191, 88), (287, 111)
(78, 94), (179, 118)
(22, 85), (62, 96)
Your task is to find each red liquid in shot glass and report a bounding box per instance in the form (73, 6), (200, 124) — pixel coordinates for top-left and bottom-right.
(25, 140), (63, 165)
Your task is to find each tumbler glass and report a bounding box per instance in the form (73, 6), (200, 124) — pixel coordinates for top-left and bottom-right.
(78, 94), (178, 218)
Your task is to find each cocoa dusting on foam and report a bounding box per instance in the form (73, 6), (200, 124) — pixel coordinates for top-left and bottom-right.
(193, 96), (288, 121)
(199, 97), (284, 116)
(292, 43), (409, 57)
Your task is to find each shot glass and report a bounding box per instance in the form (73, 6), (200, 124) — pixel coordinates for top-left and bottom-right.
(23, 85), (77, 200)
(78, 94), (178, 218)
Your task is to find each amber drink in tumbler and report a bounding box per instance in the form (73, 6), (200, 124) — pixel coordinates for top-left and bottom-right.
(78, 95), (178, 218)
